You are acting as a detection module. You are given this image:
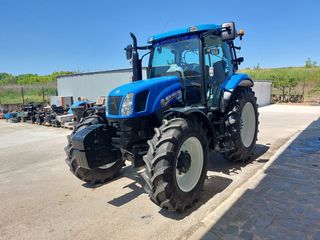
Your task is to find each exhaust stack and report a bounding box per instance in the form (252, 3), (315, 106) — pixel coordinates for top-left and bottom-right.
(130, 33), (142, 82)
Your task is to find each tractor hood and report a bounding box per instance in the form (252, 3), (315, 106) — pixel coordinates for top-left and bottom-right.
(109, 76), (180, 96)
(107, 76), (182, 118)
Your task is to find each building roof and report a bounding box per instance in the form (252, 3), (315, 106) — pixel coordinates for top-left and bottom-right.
(56, 67), (147, 79)
(149, 23), (220, 43)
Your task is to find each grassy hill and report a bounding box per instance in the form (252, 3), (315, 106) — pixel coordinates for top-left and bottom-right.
(0, 67), (319, 105)
(0, 72), (74, 104)
(241, 66), (320, 100)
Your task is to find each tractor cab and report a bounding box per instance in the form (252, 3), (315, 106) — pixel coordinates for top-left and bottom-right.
(125, 22), (245, 111)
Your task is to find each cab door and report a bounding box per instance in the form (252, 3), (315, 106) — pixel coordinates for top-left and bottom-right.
(203, 35), (231, 108)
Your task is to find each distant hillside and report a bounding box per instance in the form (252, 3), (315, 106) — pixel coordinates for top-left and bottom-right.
(1, 66), (319, 104)
(0, 71), (75, 85)
(240, 66), (320, 99)
(241, 66), (320, 83)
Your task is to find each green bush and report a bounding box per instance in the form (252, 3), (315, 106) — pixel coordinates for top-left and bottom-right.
(241, 67), (320, 98)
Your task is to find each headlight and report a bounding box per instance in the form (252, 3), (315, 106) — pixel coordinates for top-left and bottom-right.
(105, 97), (109, 115)
(121, 93), (134, 116)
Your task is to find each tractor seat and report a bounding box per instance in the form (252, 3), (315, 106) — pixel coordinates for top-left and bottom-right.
(166, 64), (185, 79)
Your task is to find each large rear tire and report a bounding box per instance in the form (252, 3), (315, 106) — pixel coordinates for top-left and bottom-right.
(223, 87), (259, 162)
(64, 115), (125, 184)
(142, 118), (208, 212)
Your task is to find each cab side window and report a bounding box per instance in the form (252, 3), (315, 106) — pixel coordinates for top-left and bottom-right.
(204, 35), (229, 107)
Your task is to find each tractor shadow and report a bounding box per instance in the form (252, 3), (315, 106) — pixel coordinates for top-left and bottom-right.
(83, 164), (146, 206)
(107, 170), (145, 207)
(210, 144), (270, 176)
(85, 144), (269, 220)
(81, 170), (128, 189)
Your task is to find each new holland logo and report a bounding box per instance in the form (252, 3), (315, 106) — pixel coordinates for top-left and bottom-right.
(161, 90), (182, 107)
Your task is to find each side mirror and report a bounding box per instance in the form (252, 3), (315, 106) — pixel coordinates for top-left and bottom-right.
(125, 44), (133, 60)
(237, 57), (244, 64)
(221, 22), (236, 41)
(232, 57), (244, 66)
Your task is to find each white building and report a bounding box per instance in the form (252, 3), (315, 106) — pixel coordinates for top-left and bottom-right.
(57, 68), (271, 106)
(57, 68), (147, 101)
(252, 81), (272, 107)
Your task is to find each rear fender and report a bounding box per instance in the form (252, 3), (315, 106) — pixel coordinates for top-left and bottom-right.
(223, 73), (253, 91)
(220, 74), (253, 112)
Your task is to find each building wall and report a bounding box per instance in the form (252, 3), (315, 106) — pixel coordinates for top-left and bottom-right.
(57, 68), (147, 101)
(252, 81), (272, 107)
(58, 69), (271, 107)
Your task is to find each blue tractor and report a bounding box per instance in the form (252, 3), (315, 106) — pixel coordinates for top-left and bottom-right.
(65, 22), (258, 211)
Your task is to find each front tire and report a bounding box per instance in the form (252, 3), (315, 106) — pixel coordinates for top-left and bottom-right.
(223, 87), (259, 162)
(64, 115), (125, 184)
(142, 118), (208, 212)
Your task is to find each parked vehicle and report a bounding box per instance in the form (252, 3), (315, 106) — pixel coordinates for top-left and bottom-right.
(65, 22), (258, 211)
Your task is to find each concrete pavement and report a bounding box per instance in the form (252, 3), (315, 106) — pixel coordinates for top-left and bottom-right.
(0, 104), (319, 240)
(190, 112), (320, 239)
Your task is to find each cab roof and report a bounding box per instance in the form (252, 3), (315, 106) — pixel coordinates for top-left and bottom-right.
(148, 24), (220, 43)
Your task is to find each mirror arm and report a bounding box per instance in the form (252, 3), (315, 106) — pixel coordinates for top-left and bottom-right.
(137, 45), (152, 50)
(201, 29), (221, 38)
(140, 51), (150, 61)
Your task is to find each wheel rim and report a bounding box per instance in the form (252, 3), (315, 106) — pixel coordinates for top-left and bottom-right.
(176, 136), (203, 192)
(240, 102), (256, 148)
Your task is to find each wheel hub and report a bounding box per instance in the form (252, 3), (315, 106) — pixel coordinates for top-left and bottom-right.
(177, 151), (191, 174)
(175, 136), (204, 192)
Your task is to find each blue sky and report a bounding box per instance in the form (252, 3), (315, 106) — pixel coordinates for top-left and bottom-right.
(0, 0), (319, 75)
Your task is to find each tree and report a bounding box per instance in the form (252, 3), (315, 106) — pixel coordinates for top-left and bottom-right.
(305, 58), (317, 68)
(0, 73), (16, 85)
(271, 71), (300, 100)
(287, 74), (300, 96)
(270, 73), (287, 100)
(253, 63), (260, 70)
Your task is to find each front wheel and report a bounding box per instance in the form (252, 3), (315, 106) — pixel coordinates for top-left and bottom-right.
(142, 118), (208, 212)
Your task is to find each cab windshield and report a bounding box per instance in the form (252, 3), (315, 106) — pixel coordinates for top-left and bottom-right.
(150, 35), (203, 105)
(150, 35), (200, 79)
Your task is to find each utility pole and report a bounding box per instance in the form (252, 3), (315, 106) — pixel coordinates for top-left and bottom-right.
(21, 87), (25, 105)
(42, 86), (45, 103)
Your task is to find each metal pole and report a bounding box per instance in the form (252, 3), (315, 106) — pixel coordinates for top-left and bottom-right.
(302, 70), (306, 97)
(42, 86), (45, 103)
(21, 87), (25, 104)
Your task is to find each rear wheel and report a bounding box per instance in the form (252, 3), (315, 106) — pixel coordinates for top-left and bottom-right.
(64, 115), (125, 184)
(142, 118), (208, 211)
(223, 87), (259, 162)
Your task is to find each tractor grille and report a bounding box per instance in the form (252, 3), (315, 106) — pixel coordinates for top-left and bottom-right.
(108, 96), (123, 115)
